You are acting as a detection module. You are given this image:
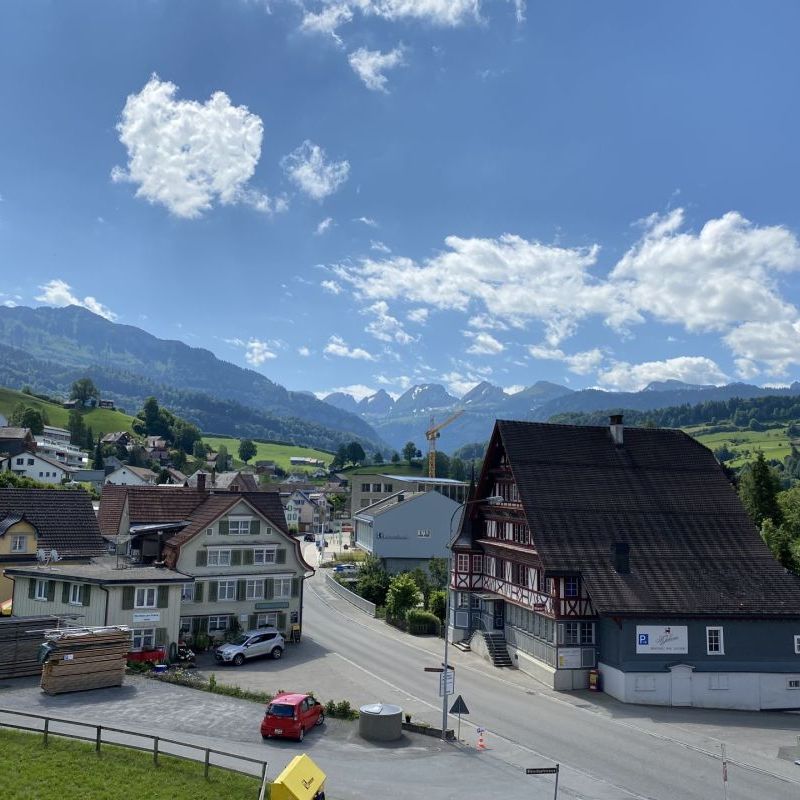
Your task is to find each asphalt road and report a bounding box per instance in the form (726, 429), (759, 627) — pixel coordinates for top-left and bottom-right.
(302, 567), (800, 800)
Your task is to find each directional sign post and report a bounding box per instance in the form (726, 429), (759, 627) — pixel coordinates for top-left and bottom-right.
(526, 765), (560, 800)
(439, 669), (454, 697)
(449, 695), (469, 741)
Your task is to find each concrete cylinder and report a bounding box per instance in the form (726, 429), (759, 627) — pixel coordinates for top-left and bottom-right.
(358, 703), (403, 742)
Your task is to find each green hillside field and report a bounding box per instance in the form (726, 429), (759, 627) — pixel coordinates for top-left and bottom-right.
(0, 386), (135, 435)
(685, 423), (795, 468)
(202, 436), (333, 472)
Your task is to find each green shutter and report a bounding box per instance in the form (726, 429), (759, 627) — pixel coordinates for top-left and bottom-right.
(219, 519), (229, 536)
(157, 585), (169, 608)
(250, 519), (260, 536)
(191, 617), (202, 634)
(196, 550), (207, 567)
(264, 579), (274, 600)
(194, 582), (204, 603)
(231, 550), (242, 566)
(276, 548), (286, 564)
(199, 616), (208, 632)
(155, 628), (168, 646)
(82, 584), (91, 607)
(209, 582), (218, 602)
(242, 549), (254, 565)
(46, 581), (56, 602)
(62, 582), (70, 604)
(28, 579), (36, 600)
(122, 586), (135, 610)
(237, 580), (246, 601)
(277, 612), (287, 632)
(291, 577), (300, 598)
(248, 614), (258, 630)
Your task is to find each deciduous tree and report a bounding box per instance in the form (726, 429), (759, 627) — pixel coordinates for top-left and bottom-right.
(238, 438), (257, 463)
(70, 377), (99, 407)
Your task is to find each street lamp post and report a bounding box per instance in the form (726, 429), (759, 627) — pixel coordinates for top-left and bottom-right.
(441, 494), (503, 740)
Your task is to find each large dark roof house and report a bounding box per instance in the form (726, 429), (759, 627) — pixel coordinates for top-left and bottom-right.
(449, 416), (800, 710)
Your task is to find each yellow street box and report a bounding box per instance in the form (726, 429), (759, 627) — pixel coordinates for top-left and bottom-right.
(270, 754), (326, 800)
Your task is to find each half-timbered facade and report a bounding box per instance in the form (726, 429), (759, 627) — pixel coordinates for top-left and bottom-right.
(450, 417), (800, 709)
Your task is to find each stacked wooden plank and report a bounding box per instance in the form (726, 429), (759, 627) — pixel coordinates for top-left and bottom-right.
(40, 626), (130, 695)
(0, 616), (58, 679)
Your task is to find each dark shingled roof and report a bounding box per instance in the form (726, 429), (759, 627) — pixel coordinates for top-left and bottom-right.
(99, 485), (210, 536)
(0, 488), (105, 557)
(492, 419), (800, 618)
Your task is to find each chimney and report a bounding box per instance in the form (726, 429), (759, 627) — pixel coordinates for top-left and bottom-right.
(397, 493), (404, 502)
(197, 472), (206, 493)
(609, 414), (624, 446)
(611, 542), (630, 574)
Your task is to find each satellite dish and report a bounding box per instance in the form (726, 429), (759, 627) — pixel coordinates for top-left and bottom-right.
(49, 549), (61, 563)
(36, 549), (48, 563)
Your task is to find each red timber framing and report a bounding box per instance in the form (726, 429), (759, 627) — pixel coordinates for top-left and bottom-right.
(450, 427), (597, 624)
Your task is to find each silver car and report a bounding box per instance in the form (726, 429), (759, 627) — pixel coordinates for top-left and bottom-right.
(214, 629), (285, 666)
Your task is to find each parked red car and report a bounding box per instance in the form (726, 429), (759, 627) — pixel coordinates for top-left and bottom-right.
(261, 693), (325, 742)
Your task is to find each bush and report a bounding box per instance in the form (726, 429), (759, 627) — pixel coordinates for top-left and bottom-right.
(427, 589), (447, 621)
(323, 699), (359, 719)
(385, 573), (421, 618)
(406, 608), (441, 636)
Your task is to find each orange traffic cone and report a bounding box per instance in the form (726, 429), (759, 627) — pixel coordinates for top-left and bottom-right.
(477, 728), (487, 750)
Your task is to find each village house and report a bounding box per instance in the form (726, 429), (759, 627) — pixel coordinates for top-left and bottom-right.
(0, 427), (37, 458)
(105, 465), (158, 486)
(449, 417), (800, 711)
(283, 490), (332, 535)
(187, 470), (259, 493)
(99, 481), (314, 641)
(35, 425), (89, 469)
(4, 450), (76, 485)
(350, 473), (468, 513)
(101, 431), (131, 448)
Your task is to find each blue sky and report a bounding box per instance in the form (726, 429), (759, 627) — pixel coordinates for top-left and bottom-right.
(2, 0), (800, 400)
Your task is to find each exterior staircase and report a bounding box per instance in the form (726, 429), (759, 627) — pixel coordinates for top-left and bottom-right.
(479, 631), (513, 667)
(452, 631), (475, 652)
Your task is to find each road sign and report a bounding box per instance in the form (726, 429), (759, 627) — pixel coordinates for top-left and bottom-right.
(438, 669), (454, 697)
(526, 768), (558, 775)
(423, 667), (444, 672)
(449, 695), (469, 715)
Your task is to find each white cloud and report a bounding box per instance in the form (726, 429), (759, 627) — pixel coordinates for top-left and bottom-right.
(528, 344), (604, 375)
(281, 140), (350, 201)
(243, 339), (277, 366)
(2, 300), (18, 308)
(504, 384), (525, 395)
(111, 75), (276, 219)
(298, 346), (312, 356)
(316, 383), (377, 401)
(324, 335), (376, 360)
(441, 371), (480, 397)
(468, 313), (509, 331)
(315, 217), (334, 235)
(734, 358), (760, 380)
(353, 0), (480, 26)
(375, 373), (413, 390)
(407, 307), (428, 324)
(596, 356), (729, 392)
(354, 216), (378, 227)
(725, 320), (800, 376)
(35, 279), (117, 321)
(464, 330), (504, 355)
(371, 240), (391, 253)
(362, 301), (414, 344)
(348, 46), (406, 92)
(300, 3), (353, 41)
(321, 279), (343, 294)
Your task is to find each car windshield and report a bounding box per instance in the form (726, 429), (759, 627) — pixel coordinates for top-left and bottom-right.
(231, 635), (249, 646)
(267, 703), (295, 717)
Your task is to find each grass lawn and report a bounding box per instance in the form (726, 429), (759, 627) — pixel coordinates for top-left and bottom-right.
(0, 386), (135, 436)
(0, 728), (260, 800)
(343, 463), (424, 476)
(686, 424), (795, 468)
(203, 436), (333, 473)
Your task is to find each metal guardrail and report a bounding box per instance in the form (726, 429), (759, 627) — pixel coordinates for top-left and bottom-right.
(324, 572), (376, 616)
(0, 708), (268, 788)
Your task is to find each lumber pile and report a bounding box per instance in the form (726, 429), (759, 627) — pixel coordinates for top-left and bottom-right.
(40, 626), (130, 695)
(0, 616), (59, 679)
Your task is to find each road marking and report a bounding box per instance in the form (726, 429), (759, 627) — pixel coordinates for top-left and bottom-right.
(308, 577), (800, 791)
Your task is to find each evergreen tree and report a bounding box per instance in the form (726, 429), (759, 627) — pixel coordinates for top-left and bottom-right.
(345, 441), (365, 465)
(92, 435), (104, 470)
(738, 451), (783, 528)
(67, 408), (86, 446)
(391, 451), (400, 464)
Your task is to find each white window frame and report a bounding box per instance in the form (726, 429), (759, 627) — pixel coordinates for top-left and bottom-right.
(228, 518), (251, 536)
(11, 535), (26, 552)
(417, 529), (431, 538)
(131, 628), (155, 651)
(34, 579), (48, 601)
(217, 580), (236, 601)
(207, 548), (231, 567)
(795, 635), (800, 655)
(208, 615), (228, 632)
(245, 579), (264, 600)
(706, 626), (724, 655)
(135, 587), (157, 609)
(256, 612), (278, 628)
(179, 617), (191, 635)
(253, 547), (276, 565)
(788, 678), (800, 689)
(206, 527), (213, 536)
(456, 553), (469, 573)
(472, 554), (483, 573)
(181, 583), (194, 601)
(68, 583), (83, 605)
(274, 577), (292, 599)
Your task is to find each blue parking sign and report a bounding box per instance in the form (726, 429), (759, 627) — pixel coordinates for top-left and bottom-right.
(638, 634), (649, 646)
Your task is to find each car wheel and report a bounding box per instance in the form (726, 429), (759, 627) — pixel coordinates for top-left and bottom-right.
(298, 727), (305, 742)
(233, 653), (245, 666)
(261, 733), (269, 740)
(316, 712), (324, 726)
(271, 647), (283, 660)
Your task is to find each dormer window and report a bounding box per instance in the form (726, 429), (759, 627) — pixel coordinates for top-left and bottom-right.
(11, 535), (27, 552)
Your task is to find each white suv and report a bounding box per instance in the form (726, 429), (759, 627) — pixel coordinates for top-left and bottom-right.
(214, 629), (285, 666)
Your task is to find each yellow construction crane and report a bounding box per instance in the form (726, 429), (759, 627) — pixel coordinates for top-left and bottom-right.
(426, 410), (464, 478)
